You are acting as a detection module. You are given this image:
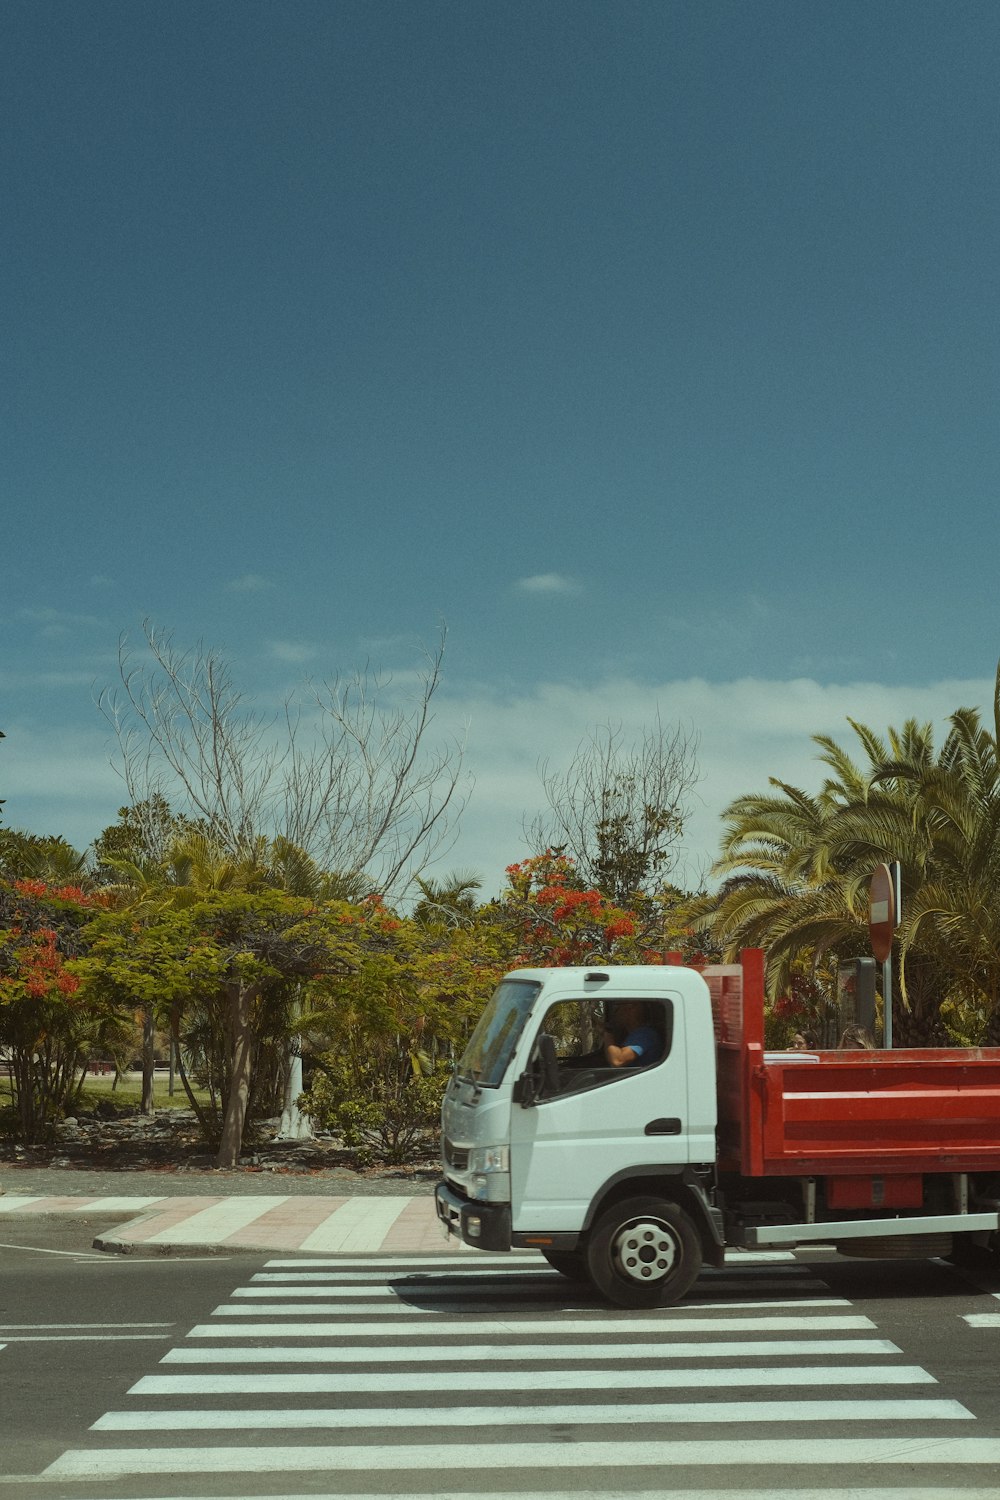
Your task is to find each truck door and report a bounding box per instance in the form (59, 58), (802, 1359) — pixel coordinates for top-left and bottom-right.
(508, 990), (690, 1234)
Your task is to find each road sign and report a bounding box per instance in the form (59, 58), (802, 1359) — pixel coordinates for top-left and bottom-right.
(869, 862), (895, 962)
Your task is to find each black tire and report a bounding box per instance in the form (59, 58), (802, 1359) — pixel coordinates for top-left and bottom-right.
(540, 1248), (588, 1281)
(586, 1195), (703, 1308)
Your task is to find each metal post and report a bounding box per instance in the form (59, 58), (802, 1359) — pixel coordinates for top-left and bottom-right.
(883, 953), (893, 1050)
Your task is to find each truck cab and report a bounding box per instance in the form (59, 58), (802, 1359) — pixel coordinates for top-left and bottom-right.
(436, 964), (722, 1306)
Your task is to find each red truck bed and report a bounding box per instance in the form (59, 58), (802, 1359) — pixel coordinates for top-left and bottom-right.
(699, 951), (1000, 1180)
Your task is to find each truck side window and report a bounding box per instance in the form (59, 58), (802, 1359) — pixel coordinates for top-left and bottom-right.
(538, 997), (672, 1097)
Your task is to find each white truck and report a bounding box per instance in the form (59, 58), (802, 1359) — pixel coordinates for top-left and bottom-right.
(435, 954), (1000, 1307)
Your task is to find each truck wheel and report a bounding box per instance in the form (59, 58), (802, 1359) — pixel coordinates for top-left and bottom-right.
(587, 1196), (702, 1308)
(540, 1248), (588, 1281)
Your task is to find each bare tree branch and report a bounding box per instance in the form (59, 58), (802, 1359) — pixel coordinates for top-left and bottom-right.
(528, 714), (700, 904)
(98, 622), (468, 899)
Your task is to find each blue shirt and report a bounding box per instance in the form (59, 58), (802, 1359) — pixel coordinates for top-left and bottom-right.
(623, 1024), (661, 1066)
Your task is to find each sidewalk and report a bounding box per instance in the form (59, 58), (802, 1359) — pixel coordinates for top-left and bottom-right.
(0, 1188), (463, 1255)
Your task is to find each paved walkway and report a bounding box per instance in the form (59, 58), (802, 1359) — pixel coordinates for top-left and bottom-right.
(0, 1191), (462, 1254)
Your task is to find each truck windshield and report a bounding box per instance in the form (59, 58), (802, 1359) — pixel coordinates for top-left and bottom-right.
(456, 978), (542, 1087)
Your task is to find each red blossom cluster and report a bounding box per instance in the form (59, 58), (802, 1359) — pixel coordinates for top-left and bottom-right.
(3, 926), (80, 1000)
(12, 878), (110, 908)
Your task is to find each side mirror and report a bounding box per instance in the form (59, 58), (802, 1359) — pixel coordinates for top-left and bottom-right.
(515, 1033), (561, 1108)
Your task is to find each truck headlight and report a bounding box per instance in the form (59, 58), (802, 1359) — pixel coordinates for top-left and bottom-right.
(468, 1145), (509, 1174)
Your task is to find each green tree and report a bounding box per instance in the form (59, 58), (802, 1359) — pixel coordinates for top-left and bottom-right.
(412, 870), (482, 927)
(0, 830), (88, 884)
(298, 897), (502, 1163)
(702, 668), (1000, 1044)
(78, 887), (352, 1167)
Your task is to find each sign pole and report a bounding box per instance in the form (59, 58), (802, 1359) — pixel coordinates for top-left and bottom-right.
(868, 862), (900, 1050)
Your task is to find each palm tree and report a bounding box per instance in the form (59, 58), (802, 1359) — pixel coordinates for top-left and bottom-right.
(412, 870), (482, 927)
(702, 674), (1000, 1045)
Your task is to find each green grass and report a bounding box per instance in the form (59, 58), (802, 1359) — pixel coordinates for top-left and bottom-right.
(0, 1072), (212, 1113)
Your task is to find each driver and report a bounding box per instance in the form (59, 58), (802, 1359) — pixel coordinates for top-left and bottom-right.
(603, 999), (661, 1068)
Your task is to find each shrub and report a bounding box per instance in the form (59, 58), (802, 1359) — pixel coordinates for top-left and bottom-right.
(299, 1051), (446, 1166)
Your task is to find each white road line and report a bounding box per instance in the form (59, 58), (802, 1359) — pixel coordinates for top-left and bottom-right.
(0, 1323), (172, 1329)
(214, 1309), (875, 1334)
(263, 1255), (545, 1268)
(259, 1252), (799, 1267)
(186, 1311), (849, 1338)
(297, 1198), (411, 1252)
(93, 1397), (971, 1431)
(208, 1297), (848, 1316)
(46, 1436), (1000, 1477)
(234, 1283), (849, 1304)
(145, 1197), (290, 1244)
(963, 1313), (1000, 1326)
(162, 1332), (880, 1365)
(130, 1360), (927, 1396)
(248, 1271), (825, 1290)
(0, 1197), (44, 1212)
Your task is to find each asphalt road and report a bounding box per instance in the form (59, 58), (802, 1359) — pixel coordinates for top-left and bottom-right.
(0, 1215), (262, 1489)
(3, 1218), (1000, 1500)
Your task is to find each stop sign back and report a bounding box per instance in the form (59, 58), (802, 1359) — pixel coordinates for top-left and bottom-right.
(869, 863), (896, 962)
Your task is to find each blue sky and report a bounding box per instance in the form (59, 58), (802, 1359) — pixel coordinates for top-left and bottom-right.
(4, 1), (1000, 894)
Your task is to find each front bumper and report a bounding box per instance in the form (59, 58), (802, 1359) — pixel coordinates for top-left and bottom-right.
(435, 1181), (511, 1252)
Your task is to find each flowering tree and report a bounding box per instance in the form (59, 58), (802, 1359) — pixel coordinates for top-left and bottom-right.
(491, 853), (719, 972)
(0, 879), (121, 1141)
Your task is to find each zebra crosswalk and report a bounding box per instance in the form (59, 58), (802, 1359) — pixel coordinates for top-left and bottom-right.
(40, 1250), (1000, 1495)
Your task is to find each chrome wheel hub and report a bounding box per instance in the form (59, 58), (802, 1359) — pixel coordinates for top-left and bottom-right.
(612, 1216), (678, 1283)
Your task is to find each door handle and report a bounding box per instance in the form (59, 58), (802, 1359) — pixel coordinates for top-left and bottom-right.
(645, 1117), (682, 1136)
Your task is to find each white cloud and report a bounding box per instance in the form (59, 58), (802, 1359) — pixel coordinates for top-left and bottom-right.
(226, 573), (275, 593)
(19, 607), (103, 631)
(515, 573), (582, 596)
(432, 672), (997, 897)
(5, 670), (995, 899)
(266, 639), (318, 664)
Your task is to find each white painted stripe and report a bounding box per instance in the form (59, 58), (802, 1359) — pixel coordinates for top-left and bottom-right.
(0, 1323), (172, 1329)
(213, 1302), (429, 1317)
(264, 1255), (552, 1268)
(236, 1284), (851, 1305)
(163, 1331), (880, 1365)
(145, 1197), (290, 1244)
(297, 1198), (411, 1253)
(72, 1196), (165, 1212)
(211, 1296), (839, 1320)
(94, 1397), (971, 1432)
(260, 1251), (798, 1267)
(0, 1196), (44, 1212)
(963, 1313), (1000, 1327)
(209, 1297), (848, 1317)
(46, 1436), (1000, 1477)
(188, 1311), (850, 1338)
(249, 1270), (823, 1289)
(131, 1359), (926, 1396)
